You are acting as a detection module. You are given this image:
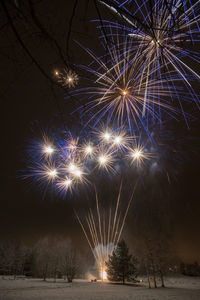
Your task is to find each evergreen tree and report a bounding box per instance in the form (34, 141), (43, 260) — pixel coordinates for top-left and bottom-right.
(105, 240), (137, 284)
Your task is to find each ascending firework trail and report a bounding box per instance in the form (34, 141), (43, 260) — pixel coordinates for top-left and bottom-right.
(75, 180), (138, 280)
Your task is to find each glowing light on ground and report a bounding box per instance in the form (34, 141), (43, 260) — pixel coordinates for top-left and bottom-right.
(102, 269), (107, 280)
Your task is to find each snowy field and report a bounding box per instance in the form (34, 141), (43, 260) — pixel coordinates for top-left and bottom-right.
(0, 276), (200, 300)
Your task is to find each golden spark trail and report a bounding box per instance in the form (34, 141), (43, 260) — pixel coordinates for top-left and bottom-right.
(116, 180), (138, 244)
(75, 212), (98, 261)
(111, 180), (122, 242)
(76, 181), (138, 280)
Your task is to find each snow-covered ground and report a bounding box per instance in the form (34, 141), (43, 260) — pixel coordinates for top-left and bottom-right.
(0, 276), (200, 300)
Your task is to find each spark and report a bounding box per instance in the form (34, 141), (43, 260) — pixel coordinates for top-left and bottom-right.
(68, 163), (77, 172)
(24, 160), (59, 186)
(65, 74), (77, 88)
(85, 145), (93, 155)
(67, 76), (72, 82)
(54, 68), (79, 88)
(98, 155), (107, 165)
(97, 152), (115, 172)
(73, 168), (82, 178)
(43, 145), (54, 155)
(62, 69), (79, 88)
(113, 135), (122, 145)
(54, 69), (59, 76)
(68, 142), (77, 151)
(132, 149), (143, 159)
(129, 146), (148, 165)
(68, 163), (83, 179)
(111, 130), (132, 151)
(64, 178), (72, 186)
(56, 177), (73, 195)
(102, 132), (112, 142)
(98, 0), (200, 114)
(48, 169), (57, 178)
(121, 89), (128, 96)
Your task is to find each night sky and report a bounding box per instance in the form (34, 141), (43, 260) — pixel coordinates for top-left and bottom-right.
(1, 0), (200, 263)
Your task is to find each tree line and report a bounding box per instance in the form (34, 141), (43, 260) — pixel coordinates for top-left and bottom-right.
(0, 236), (84, 282)
(0, 236), (197, 286)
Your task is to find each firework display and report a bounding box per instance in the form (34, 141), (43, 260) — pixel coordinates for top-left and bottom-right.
(24, 0), (200, 195)
(22, 0), (200, 280)
(54, 68), (79, 88)
(23, 118), (193, 198)
(65, 0), (200, 131)
(68, 42), (179, 132)
(99, 0), (200, 89)
(23, 126), (152, 197)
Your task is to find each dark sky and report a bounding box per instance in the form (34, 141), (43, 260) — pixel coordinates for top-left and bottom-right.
(1, 0), (200, 263)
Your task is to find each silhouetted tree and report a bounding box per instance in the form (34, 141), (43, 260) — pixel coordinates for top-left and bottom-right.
(106, 240), (137, 284)
(60, 240), (81, 283)
(0, 241), (28, 278)
(180, 262), (200, 276)
(34, 237), (52, 281)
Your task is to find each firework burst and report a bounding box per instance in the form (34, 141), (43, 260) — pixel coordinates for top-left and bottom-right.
(22, 118), (194, 197)
(98, 0), (200, 113)
(70, 41), (180, 134)
(54, 68), (79, 88)
(23, 125), (143, 196)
